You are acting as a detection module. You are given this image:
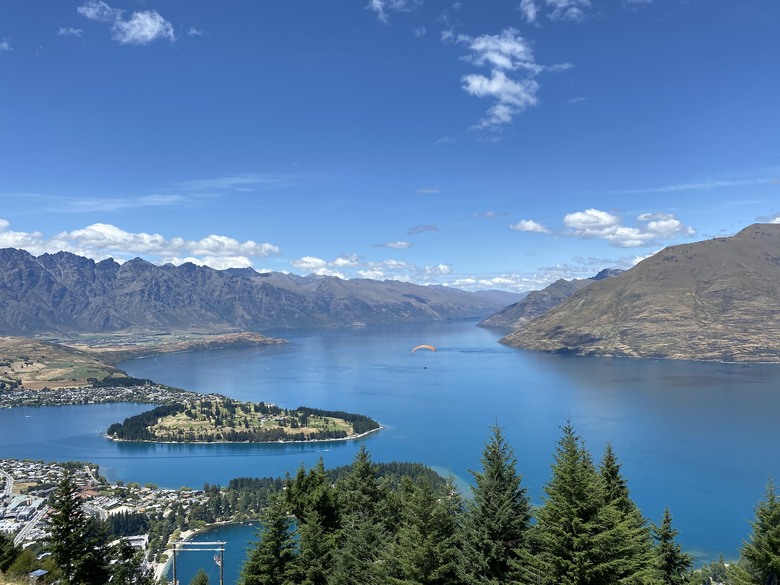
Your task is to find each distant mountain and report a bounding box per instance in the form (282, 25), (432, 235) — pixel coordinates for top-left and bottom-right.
(0, 248), (509, 336)
(501, 224), (780, 362)
(479, 269), (622, 329)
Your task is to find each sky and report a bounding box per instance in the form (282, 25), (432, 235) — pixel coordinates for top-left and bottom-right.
(1, 0), (779, 292)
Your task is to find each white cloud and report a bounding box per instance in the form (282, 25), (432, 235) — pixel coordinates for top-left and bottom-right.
(545, 0), (591, 22)
(416, 187), (440, 194)
(113, 11), (175, 45)
(414, 26), (427, 37)
(769, 216), (780, 224)
(58, 27), (84, 37)
(290, 256), (328, 270)
(519, 0), (539, 23)
(0, 219), (279, 269)
(563, 209), (694, 247)
(187, 27), (205, 37)
(510, 219), (550, 233)
(0, 39), (13, 52)
(77, 0), (175, 45)
(457, 28), (567, 130)
(366, 0), (419, 23)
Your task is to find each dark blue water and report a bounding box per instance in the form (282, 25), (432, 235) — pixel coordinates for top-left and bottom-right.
(1, 320), (779, 569)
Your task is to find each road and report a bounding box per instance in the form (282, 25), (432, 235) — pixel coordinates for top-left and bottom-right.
(13, 505), (48, 546)
(0, 468), (13, 497)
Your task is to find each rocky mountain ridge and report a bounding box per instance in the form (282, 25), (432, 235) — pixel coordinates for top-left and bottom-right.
(0, 248), (509, 335)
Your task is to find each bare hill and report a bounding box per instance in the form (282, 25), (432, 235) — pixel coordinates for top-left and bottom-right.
(501, 224), (780, 362)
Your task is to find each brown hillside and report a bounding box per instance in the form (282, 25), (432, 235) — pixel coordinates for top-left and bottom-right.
(501, 224), (780, 362)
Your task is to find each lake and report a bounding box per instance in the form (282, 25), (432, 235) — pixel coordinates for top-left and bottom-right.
(1, 319), (779, 572)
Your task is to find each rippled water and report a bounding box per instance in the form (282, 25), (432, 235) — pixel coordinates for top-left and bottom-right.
(2, 320), (779, 566)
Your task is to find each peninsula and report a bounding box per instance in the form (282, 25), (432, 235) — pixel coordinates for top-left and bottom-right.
(106, 397), (380, 443)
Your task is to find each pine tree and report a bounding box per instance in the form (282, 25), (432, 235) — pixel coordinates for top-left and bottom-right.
(515, 422), (626, 585)
(594, 444), (659, 584)
(384, 476), (462, 585)
(190, 568), (210, 585)
(295, 508), (334, 585)
(734, 479), (780, 585)
(651, 508), (692, 585)
(47, 473), (110, 585)
(328, 446), (389, 585)
(240, 494), (296, 585)
(460, 425), (531, 585)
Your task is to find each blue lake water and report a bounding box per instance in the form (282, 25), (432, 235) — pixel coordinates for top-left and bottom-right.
(2, 320), (779, 573)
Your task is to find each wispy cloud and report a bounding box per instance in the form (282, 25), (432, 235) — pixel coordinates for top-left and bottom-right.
(518, 0), (593, 24)
(407, 224), (439, 234)
(366, 0), (420, 23)
(519, 0), (540, 24)
(44, 194), (193, 213)
(58, 27), (84, 38)
(546, 0), (591, 22)
(563, 208), (695, 247)
(176, 173), (297, 192)
(376, 241), (413, 249)
(510, 219), (550, 233)
(416, 187), (441, 194)
(186, 27), (205, 37)
(456, 28), (570, 130)
(0, 39), (13, 52)
(0, 219), (279, 270)
(611, 177), (774, 195)
(77, 0), (175, 45)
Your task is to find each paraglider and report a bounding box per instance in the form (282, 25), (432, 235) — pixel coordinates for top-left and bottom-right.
(410, 344), (436, 354)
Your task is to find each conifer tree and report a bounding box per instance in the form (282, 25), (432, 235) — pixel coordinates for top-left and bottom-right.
(732, 479), (780, 585)
(595, 444), (659, 584)
(651, 508), (692, 585)
(294, 508), (334, 585)
(460, 425), (530, 585)
(47, 473), (110, 585)
(189, 568), (211, 585)
(384, 476), (462, 585)
(515, 422), (639, 585)
(240, 494), (296, 585)
(326, 446), (390, 585)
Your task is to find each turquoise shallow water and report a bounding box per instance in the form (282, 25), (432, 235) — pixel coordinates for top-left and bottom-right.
(2, 320), (779, 570)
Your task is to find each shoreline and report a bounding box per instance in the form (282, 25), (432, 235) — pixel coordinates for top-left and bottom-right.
(107, 425), (382, 445)
(153, 520), (259, 582)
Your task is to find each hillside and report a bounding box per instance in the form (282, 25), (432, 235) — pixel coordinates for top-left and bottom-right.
(0, 249), (507, 335)
(501, 224), (780, 362)
(479, 269), (621, 329)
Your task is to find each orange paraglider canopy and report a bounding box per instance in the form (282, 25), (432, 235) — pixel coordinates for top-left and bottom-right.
(410, 344), (437, 354)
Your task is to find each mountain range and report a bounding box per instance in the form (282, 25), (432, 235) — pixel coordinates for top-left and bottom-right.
(501, 224), (780, 362)
(0, 248), (516, 336)
(478, 268), (622, 330)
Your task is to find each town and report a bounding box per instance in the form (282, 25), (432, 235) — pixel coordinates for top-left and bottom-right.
(0, 457), (221, 582)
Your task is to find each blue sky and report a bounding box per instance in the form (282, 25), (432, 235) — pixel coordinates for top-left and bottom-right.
(1, 0), (778, 292)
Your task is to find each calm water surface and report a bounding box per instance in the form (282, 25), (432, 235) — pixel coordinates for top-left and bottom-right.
(1, 320), (779, 570)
